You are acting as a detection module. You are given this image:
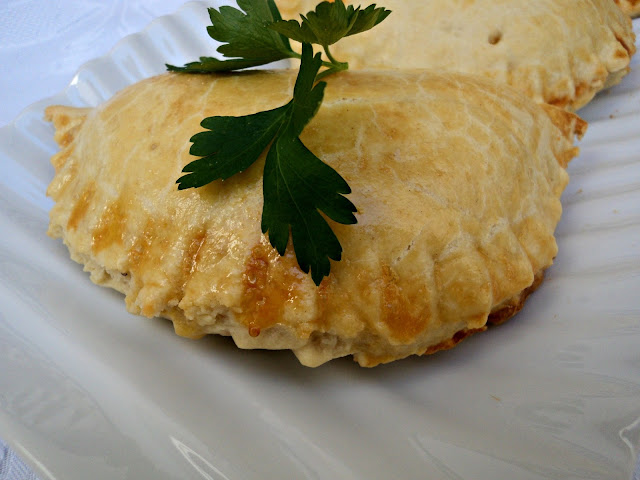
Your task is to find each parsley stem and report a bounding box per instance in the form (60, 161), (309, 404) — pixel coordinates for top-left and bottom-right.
(290, 51), (338, 71)
(322, 44), (341, 66)
(316, 65), (346, 81)
(313, 44), (348, 81)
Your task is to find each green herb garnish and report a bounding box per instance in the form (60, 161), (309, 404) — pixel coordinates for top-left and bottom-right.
(166, 0), (391, 285)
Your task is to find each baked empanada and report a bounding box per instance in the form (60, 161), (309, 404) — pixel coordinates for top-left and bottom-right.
(279, 0), (636, 110)
(46, 71), (585, 366)
(615, 0), (640, 17)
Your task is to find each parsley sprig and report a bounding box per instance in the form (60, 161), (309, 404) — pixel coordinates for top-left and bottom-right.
(166, 0), (391, 285)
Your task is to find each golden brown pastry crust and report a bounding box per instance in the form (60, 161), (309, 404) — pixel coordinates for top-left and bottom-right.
(46, 71), (585, 367)
(615, 0), (640, 17)
(279, 0), (636, 110)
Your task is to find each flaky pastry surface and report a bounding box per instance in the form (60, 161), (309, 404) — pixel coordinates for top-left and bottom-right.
(46, 71), (585, 366)
(279, 0), (636, 110)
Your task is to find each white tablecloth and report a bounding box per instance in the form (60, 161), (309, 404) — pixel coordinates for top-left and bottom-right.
(1, 1), (639, 479)
(0, 438), (38, 480)
(0, 0), (187, 128)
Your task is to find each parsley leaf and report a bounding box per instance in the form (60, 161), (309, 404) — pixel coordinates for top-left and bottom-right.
(169, 2), (390, 284)
(261, 44), (356, 285)
(178, 44), (356, 284)
(346, 3), (392, 36)
(176, 104), (289, 189)
(166, 56), (272, 73)
(268, 1), (391, 46)
(263, 135), (353, 285)
(167, 0), (295, 73)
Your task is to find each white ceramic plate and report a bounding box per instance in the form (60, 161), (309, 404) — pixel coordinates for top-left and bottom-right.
(1, 3), (639, 479)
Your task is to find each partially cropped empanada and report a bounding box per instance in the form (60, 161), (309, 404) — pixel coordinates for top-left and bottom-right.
(279, 0), (636, 110)
(46, 71), (585, 366)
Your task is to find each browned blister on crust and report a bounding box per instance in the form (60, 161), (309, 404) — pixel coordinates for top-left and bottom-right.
(46, 70), (584, 366)
(279, 0), (636, 110)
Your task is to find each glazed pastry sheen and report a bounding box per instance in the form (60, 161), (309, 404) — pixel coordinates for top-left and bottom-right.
(279, 0), (636, 110)
(46, 71), (585, 366)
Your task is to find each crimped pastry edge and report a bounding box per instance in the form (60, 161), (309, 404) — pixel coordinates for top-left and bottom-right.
(67, 244), (547, 367)
(615, 0), (640, 18)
